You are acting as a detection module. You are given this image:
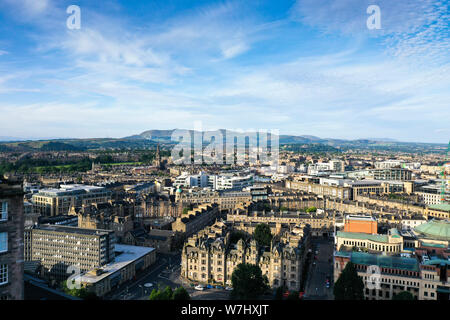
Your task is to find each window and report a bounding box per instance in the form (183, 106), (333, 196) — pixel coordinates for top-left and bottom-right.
(0, 264), (7, 285)
(0, 201), (7, 221)
(0, 233), (7, 253)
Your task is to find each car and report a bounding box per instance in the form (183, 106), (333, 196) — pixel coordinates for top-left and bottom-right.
(225, 286), (233, 291)
(216, 286), (223, 289)
(206, 284), (213, 289)
(194, 285), (205, 291)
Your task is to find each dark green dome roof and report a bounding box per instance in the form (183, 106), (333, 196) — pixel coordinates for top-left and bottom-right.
(414, 219), (450, 241)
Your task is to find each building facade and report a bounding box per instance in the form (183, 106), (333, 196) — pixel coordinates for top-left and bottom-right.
(0, 177), (24, 300)
(181, 222), (311, 292)
(32, 184), (111, 216)
(27, 225), (115, 281)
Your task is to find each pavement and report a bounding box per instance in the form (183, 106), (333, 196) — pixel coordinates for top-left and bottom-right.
(303, 238), (335, 300)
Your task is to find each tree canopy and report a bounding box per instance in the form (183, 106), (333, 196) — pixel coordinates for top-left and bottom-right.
(333, 262), (364, 300)
(254, 223), (273, 247)
(231, 263), (269, 300)
(62, 281), (100, 300)
(172, 286), (191, 300)
(149, 286), (190, 300)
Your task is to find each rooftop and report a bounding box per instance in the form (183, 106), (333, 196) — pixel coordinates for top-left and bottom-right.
(345, 251), (420, 272)
(74, 244), (155, 284)
(428, 203), (450, 212)
(414, 219), (450, 241)
(337, 231), (388, 243)
(34, 224), (113, 236)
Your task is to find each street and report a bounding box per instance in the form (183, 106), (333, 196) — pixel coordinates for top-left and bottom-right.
(106, 253), (182, 300)
(304, 237), (335, 300)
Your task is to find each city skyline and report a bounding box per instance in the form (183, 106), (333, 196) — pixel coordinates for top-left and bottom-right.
(0, 0), (449, 143)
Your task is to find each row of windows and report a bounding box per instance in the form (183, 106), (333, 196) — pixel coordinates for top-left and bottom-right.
(0, 201), (8, 221)
(0, 264), (8, 285)
(363, 275), (419, 287)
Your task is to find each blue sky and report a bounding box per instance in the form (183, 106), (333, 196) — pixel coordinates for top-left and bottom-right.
(0, 0), (448, 143)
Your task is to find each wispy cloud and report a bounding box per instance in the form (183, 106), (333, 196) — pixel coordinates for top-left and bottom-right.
(0, 0), (448, 143)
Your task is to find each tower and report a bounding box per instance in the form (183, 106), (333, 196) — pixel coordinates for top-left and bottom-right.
(155, 143), (161, 169)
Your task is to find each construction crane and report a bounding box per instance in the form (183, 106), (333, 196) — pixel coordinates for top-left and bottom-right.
(440, 141), (450, 203)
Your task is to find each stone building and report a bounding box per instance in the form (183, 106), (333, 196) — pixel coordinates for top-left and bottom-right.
(0, 177), (24, 300)
(172, 203), (219, 238)
(69, 200), (135, 243)
(334, 219), (450, 300)
(32, 184), (111, 216)
(180, 221), (311, 291)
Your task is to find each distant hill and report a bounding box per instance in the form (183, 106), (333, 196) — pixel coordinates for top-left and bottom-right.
(0, 129), (446, 153)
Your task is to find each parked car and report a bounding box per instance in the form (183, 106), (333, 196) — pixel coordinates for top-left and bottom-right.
(194, 285), (205, 291)
(225, 286), (233, 291)
(216, 286), (223, 289)
(206, 284), (213, 289)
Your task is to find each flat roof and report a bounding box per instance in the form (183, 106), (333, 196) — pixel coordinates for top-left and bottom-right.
(428, 203), (450, 212)
(74, 244), (155, 284)
(35, 224), (113, 236)
(345, 215), (376, 221)
(35, 184), (108, 196)
(337, 231), (388, 243)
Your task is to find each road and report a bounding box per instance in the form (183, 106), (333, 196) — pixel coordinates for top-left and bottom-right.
(304, 238), (334, 300)
(106, 253), (182, 300)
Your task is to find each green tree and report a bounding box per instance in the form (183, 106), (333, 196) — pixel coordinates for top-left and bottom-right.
(254, 223), (272, 247)
(182, 207), (190, 215)
(392, 291), (414, 300)
(149, 286), (173, 300)
(62, 281), (100, 300)
(162, 286), (173, 300)
(229, 231), (247, 244)
(231, 263), (269, 300)
(149, 288), (163, 300)
(306, 206), (317, 213)
(280, 206), (288, 212)
(333, 262), (364, 300)
(172, 287), (190, 300)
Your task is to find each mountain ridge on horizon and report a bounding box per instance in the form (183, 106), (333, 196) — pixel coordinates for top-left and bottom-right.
(1, 129), (445, 145)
